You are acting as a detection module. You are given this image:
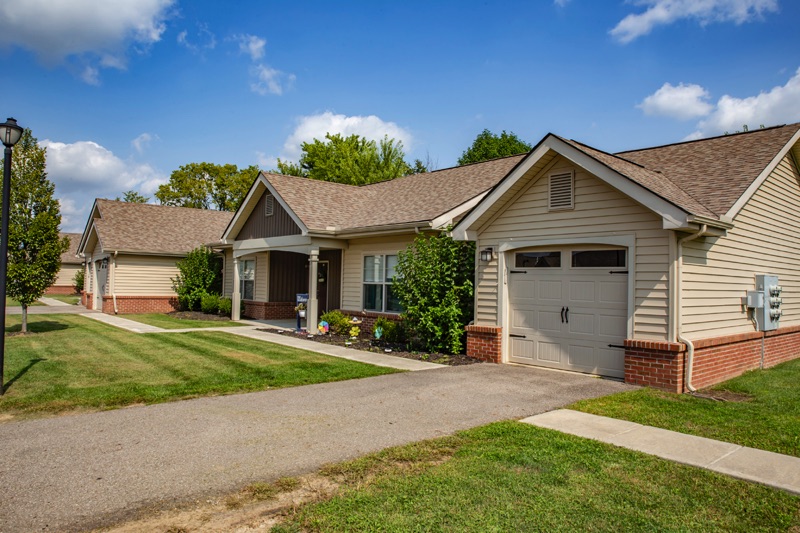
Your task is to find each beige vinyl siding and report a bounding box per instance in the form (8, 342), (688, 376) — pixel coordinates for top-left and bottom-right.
(476, 156), (671, 341)
(54, 263), (81, 287)
(113, 255), (180, 295)
(682, 153), (800, 339)
(340, 234), (416, 312)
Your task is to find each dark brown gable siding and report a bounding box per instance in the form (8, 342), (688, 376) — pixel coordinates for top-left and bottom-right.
(238, 192), (302, 240)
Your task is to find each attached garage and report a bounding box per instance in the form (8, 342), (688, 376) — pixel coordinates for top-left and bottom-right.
(507, 247), (628, 378)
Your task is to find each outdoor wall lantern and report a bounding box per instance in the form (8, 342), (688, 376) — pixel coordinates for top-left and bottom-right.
(480, 247), (494, 262)
(101, 257), (109, 269)
(0, 117), (24, 396)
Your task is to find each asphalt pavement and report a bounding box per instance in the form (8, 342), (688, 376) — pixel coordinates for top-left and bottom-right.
(0, 364), (631, 531)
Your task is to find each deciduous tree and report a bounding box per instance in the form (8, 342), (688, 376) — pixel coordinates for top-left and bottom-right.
(155, 163), (259, 211)
(116, 190), (149, 203)
(276, 134), (414, 184)
(458, 129), (532, 165)
(2, 129), (69, 332)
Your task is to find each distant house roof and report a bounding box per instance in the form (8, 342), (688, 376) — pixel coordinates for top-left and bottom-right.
(59, 233), (83, 264)
(78, 200), (233, 256)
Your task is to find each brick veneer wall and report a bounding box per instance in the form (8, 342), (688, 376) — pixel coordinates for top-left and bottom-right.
(100, 296), (179, 314)
(465, 325), (502, 363)
(242, 301), (296, 320)
(626, 325), (800, 392)
(337, 310), (401, 335)
(82, 291), (91, 308)
(46, 285), (78, 295)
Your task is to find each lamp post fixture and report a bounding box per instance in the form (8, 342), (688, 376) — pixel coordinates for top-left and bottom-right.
(0, 118), (23, 395)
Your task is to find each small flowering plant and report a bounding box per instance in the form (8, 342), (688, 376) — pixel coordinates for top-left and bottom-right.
(294, 303), (306, 312)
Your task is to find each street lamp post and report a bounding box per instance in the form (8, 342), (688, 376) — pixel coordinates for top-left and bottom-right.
(0, 118), (23, 395)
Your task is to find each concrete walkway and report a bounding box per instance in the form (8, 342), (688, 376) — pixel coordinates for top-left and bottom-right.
(0, 365), (632, 532)
(38, 296), (74, 306)
(522, 409), (800, 495)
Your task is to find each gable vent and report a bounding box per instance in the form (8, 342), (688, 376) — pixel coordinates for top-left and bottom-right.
(548, 171), (574, 210)
(264, 194), (275, 217)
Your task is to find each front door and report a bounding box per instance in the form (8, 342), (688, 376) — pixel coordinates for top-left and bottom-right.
(317, 262), (329, 314)
(95, 259), (108, 310)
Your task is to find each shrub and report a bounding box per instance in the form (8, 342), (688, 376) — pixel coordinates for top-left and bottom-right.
(373, 317), (403, 343)
(72, 268), (85, 293)
(172, 247), (221, 311)
(201, 293), (221, 314)
(392, 229), (475, 354)
(218, 297), (232, 317)
(320, 310), (352, 336)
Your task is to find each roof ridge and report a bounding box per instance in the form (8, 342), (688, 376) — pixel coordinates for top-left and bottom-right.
(563, 137), (650, 171)
(616, 122), (798, 155)
(96, 198), (233, 215)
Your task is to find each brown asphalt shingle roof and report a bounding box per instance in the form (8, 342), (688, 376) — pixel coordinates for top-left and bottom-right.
(60, 233), (82, 264)
(616, 123), (800, 217)
(91, 200), (233, 255)
(263, 154), (526, 232)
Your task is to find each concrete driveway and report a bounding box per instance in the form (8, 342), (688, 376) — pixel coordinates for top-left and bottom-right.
(0, 364), (631, 531)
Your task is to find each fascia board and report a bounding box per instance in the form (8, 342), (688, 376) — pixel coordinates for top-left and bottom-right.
(77, 200), (101, 254)
(431, 192), (488, 229)
(724, 128), (800, 220)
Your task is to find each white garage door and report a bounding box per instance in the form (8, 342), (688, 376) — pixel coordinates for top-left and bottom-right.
(507, 248), (628, 378)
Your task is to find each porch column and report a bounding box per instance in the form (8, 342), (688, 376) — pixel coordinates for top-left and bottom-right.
(232, 256), (241, 321)
(308, 248), (319, 333)
(90, 257), (98, 310)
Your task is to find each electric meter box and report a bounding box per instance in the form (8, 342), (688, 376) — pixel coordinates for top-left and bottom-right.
(748, 274), (782, 332)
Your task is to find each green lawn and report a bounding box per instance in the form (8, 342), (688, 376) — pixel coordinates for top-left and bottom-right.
(43, 294), (81, 305)
(5, 297), (44, 307)
(0, 314), (398, 418)
(274, 422), (799, 532)
(569, 358), (800, 457)
(121, 313), (247, 329)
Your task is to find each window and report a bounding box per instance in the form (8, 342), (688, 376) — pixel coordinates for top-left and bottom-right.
(363, 254), (401, 313)
(548, 171), (574, 210)
(239, 259), (255, 300)
(571, 249), (626, 268)
(515, 251), (561, 268)
(264, 194), (274, 217)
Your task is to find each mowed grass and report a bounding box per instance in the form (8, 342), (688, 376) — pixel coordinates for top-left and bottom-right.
(5, 297), (44, 306)
(570, 358), (800, 457)
(121, 313), (247, 329)
(0, 314), (398, 418)
(43, 294), (81, 305)
(275, 422), (800, 532)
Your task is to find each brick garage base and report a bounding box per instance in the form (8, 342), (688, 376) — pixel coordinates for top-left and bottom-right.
(242, 301), (296, 320)
(626, 325), (800, 393)
(465, 325), (502, 363)
(100, 296), (179, 314)
(82, 291), (91, 309)
(46, 285), (78, 295)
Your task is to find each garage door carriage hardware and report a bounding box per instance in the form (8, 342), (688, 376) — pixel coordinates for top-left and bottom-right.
(609, 270), (628, 274)
(607, 344), (626, 349)
(560, 306), (569, 323)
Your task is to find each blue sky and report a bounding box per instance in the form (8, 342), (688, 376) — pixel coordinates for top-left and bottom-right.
(1, 0), (798, 231)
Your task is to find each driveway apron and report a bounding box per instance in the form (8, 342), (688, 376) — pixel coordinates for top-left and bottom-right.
(0, 364), (631, 531)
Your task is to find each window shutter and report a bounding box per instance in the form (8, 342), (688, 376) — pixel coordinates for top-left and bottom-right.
(265, 194), (274, 217)
(549, 171), (574, 210)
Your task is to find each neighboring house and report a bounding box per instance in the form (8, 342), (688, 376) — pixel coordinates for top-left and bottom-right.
(46, 232), (82, 294)
(77, 199), (233, 313)
(451, 123), (800, 393)
(219, 156), (523, 331)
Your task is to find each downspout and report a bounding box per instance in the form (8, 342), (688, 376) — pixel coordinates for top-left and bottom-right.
(111, 251), (119, 314)
(676, 224), (707, 393)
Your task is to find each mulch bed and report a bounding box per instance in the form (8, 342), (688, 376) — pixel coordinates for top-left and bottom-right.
(256, 328), (481, 366)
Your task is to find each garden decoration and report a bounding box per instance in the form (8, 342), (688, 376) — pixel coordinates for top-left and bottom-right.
(349, 326), (360, 339)
(374, 326), (383, 339)
(318, 321), (329, 334)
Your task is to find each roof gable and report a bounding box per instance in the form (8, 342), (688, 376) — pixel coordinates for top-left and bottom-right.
(79, 200), (233, 256)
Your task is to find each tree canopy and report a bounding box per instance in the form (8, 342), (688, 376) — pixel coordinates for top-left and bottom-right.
(116, 190), (149, 203)
(458, 129), (532, 166)
(276, 133), (422, 185)
(155, 163), (259, 211)
(2, 128), (69, 332)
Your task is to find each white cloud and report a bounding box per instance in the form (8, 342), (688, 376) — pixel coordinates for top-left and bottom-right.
(0, 0), (175, 82)
(177, 23), (217, 54)
(250, 65), (296, 96)
(131, 133), (157, 154)
(280, 111), (414, 161)
(689, 67), (800, 137)
(611, 0), (778, 43)
(42, 139), (167, 231)
(234, 34), (266, 61)
(255, 151), (278, 169)
(638, 82), (714, 119)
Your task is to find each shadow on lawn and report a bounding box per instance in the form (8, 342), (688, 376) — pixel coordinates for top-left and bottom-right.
(5, 320), (70, 335)
(3, 358), (46, 391)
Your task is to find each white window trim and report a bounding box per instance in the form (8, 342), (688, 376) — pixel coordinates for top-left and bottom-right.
(239, 258), (256, 301)
(362, 253), (401, 314)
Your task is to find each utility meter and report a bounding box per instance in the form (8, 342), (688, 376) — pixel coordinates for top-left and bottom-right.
(747, 274), (782, 331)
